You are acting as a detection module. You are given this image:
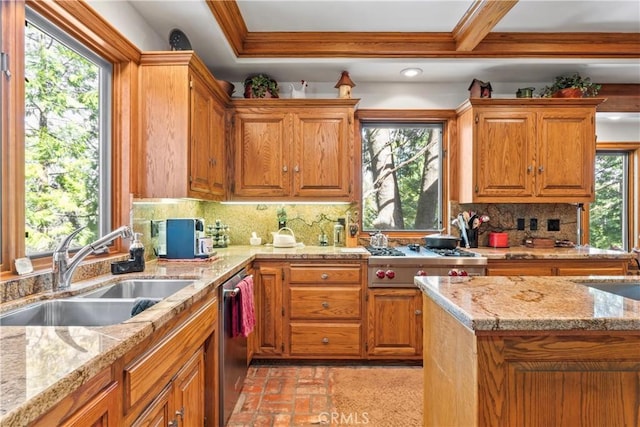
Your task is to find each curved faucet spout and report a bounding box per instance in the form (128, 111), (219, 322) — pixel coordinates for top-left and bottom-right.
(52, 225), (134, 291)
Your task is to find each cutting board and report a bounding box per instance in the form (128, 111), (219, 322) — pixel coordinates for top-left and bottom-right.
(524, 238), (555, 248)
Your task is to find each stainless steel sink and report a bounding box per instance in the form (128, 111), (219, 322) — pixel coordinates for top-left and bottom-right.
(0, 299), (142, 326)
(75, 279), (194, 299)
(585, 283), (640, 301)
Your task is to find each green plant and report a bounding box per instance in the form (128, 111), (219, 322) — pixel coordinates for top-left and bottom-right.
(243, 74), (279, 98)
(538, 72), (601, 98)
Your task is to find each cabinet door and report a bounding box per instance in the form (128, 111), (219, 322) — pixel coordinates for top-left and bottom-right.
(189, 72), (215, 196)
(208, 100), (226, 197)
(536, 109), (595, 199)
(255, 264), (284, 355)
(367, 289), (422, 358)
(292, 110), (352, 198)
(232, 111), (291, 197)
(475, 109), (536, 198)
(173, 349), (205, 427)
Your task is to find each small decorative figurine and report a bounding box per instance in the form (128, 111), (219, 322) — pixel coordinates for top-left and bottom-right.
(289, 80), (308, 98)
(335, 71), (356, 98)
(468, 79), (492, 98)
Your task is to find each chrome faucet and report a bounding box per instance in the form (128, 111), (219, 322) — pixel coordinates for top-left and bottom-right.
(52, 225), (134, 290)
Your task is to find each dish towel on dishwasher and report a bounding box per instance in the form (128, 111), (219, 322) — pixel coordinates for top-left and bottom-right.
(231, 275), (255, 337)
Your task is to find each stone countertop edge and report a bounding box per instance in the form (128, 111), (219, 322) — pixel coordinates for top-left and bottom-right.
(0, 245), (369, 425)
(469, 246), (634, 260)
(416, 275), (640, 332)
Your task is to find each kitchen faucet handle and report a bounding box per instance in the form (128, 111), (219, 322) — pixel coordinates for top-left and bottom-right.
(54, 226), (86, 254)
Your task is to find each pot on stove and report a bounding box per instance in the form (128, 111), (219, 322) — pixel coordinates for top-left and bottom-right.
(370, 231), (388, 249)
(424, 233), (461, 249)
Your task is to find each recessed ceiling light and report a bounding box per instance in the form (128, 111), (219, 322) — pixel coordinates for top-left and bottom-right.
(401, 68), (423, 78)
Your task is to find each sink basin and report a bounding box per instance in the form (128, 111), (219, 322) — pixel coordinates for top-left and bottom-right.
(0, 299), (142, 326)
(585, 283), (640, 301)
(75, 279), (194, 299)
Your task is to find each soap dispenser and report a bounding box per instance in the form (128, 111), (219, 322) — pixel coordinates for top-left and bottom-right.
(129, 232), (145, 271)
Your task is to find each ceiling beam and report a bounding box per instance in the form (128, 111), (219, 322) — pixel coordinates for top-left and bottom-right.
(205, 0), (247, 56)
(596, 84), (640, 112)
(452, 0), (518, 52)
(206, 0), (640, 59)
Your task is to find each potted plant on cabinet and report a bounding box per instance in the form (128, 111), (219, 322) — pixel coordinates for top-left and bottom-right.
(539, 72), (601, 98)
(243, 74), (279, 98)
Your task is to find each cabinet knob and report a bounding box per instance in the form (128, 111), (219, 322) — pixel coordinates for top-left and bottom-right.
(415, 309), (422, 315)
(322, 301), (329, 308)
(294, 165), (299, 172)
(538, 166), (544, 173)
(168, 420), (178, 427)
(527, 165), (532, 173)
(322, 337), (329, 344)
(283, 165), (288, 172)
(321, 273), (329, 280)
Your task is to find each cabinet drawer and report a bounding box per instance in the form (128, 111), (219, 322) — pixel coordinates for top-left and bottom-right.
(290, 323), (361, 356)
(289, 286), (361, 320)
(289, 265), (361, 283)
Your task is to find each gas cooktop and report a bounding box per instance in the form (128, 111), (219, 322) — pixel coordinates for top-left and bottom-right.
(366, 244), (487, 267)
(366, 244), (479, 258)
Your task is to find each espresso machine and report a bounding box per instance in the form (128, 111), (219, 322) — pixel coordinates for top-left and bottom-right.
(165, 218), (212, 259)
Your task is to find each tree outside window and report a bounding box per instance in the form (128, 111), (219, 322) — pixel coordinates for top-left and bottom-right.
(361, 123), (442, 231)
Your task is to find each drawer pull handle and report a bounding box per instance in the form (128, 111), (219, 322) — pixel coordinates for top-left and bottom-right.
(322, 301), (329, 308)
(321, 273), (329, 280)
(322, 337), (329, 344)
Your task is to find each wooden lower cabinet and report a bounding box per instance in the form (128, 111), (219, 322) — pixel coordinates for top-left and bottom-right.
(124, 296), (218, 426)
(252, 262), (365, 359)
(423, 296), (640, 427)
(367, 288), (422, 359)
(487, 258), (628, 276)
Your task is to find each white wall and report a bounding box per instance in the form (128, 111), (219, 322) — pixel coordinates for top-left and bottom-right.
(87, 0), (165, 50)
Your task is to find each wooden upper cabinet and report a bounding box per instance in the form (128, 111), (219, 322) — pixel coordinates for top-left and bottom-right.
(230, 99), (358, 201)
(456, 98), (603, 203)
(137, 52), (228, 201)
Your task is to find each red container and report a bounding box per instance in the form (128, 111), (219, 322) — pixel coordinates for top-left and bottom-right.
(488, 232), (509, 248)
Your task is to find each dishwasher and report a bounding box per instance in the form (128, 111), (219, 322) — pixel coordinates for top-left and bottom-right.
(219, 269), (249, 426)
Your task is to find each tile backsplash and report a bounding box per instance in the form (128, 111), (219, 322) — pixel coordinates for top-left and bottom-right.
(133, 200), (357, 258)
(451, 202), (580, 247)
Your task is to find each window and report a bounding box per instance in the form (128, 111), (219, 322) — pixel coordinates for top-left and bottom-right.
(590, 151), (629, 251)
(24, 9), (112, 256)
(361, 121), (443, 232)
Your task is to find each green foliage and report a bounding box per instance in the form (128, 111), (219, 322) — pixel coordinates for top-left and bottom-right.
(243, 74), (279, 98)
(24, 22), (100, 253)
(539, 72), (601, 98)
(589, 154), (624, 250)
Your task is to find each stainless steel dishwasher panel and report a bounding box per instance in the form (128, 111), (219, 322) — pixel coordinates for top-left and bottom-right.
(219, 270), (249, 426)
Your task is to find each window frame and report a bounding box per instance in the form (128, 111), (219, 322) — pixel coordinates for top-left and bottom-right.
(1, 0), (141, 274)
(586, 141), (640, 251)
(24, 7), (114, 256)
(355, 109), (456, 238)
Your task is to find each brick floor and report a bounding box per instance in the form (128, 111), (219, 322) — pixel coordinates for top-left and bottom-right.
(226, 365), (334, 427)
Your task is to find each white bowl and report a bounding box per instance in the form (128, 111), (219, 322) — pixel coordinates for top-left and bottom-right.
(249, 237), (262, 246)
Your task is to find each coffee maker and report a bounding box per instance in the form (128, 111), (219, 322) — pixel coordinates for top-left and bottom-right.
(165, 218), (211, 259)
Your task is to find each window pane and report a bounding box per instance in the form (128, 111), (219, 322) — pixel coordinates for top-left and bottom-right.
(24, 12), (110, 255)
(590, 152), (628, 250)
(361, 123), (442, 231)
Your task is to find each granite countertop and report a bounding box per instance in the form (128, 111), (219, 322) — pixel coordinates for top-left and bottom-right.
(469, 246), (634, 260)
(0, 245), (368, 425)
(416, 275), (640, 332)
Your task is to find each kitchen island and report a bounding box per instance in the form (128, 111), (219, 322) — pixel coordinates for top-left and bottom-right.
(416, 274), (640, 427)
